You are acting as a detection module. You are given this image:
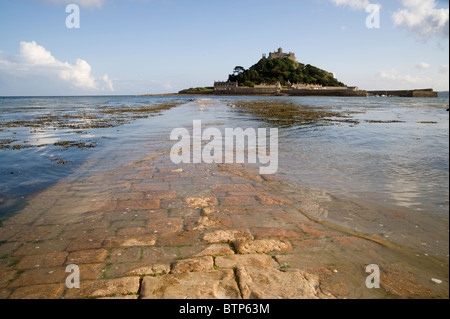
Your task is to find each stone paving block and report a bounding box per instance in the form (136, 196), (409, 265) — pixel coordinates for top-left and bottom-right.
(220, 196), (258, 206)
(111, 220), (147, 229)
(291, 240), (322, 249)
(13, 240), (70, 257)
(88, 227), (116, 238)
(209, 207), (246, 215)
(9, 267), (67, 288)
(233, 240), (292, 255)
(112, 192), (144, 201)
(272, 211), (310, 224)
(104, 262), (169, 279)
(103, 235), (157, 248)
(185, 197), (219, 208)
(116, 199), (160, 211)
(194, 244), (235, 257)
(213, 184), (256, 193)
(160, 198), (185, 209)
(230, 213), (278, 229)
(185, 216), (233, 231)
(9, 225), (64, 242)
(125, 263), (171, 276)
(145, 191), (177, 199)
(102, 211), (136, 222)
(300, 225), (333, 238)
(157, 231), (200, 246)
(141, 270), (241, 299)
(116, 227), (149, 237)
(252, 227), (305, 239)
(15, 252), (68, 270)
(171, 256), (214, 274)
(141, 246), (180, 264)
(258, 195), (292, 205)
(0, 269), (16, 288)
(201, 207), (216, 216)
(202, 230), (253, 243)
(79, 263), (106, 281)
(147, 217), (183, 234)
(132, 182), (170, 192)
(89, 201), (118, 213)
(108, 247), (141, 263)
(0, 242), (23, 258)
(99, 295), (139, 299)
(65, 277), (140, 299)
(65, 249), (108, 265)
(9, 284), (65, 299)
(169, 208), (202, 218)
(153, 172), (180, 179)
(1, 212), (40, 227)
(237, 266), (323, 299)
(66, 238), (104, 252)
(133, 209), (169, 221)
(0, 288), (11, 299)
(215, 254), (278, 269)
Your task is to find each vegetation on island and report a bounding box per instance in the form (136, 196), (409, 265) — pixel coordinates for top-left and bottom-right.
(178, 87), (214, 94)
(228, 58), (345, 87)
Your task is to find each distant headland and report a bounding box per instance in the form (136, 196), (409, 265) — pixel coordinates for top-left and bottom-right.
(161, 48), (439, 98)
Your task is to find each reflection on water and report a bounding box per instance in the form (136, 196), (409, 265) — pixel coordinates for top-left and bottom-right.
(268, 97), (450, 214)
(0, 96), (188, 217)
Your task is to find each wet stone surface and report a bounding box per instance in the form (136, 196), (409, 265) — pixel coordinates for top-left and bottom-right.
(0, 124), (448, 299)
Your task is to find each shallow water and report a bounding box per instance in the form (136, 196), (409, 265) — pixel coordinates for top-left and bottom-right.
(0, 95), (448, 258)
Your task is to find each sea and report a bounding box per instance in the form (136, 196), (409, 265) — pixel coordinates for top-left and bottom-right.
(0, 95), (448, 258)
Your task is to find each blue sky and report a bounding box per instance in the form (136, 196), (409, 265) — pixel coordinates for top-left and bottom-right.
(0, 0), (448, 95)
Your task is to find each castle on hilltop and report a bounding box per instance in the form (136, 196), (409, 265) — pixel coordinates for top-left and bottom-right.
(264, 48), (298, 67)
(212, 47), (367, 96)
(182, 47), (437, 98)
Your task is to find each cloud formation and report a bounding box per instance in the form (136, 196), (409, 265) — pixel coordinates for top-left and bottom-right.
(377, 70), (429, 84)
(0, 41), (113, 92)
(416, 62), (431, 69)
(376, 68), (449, 90)
(392, 0), (449, 39)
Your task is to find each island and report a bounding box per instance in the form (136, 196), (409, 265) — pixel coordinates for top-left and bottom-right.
(177, 48), (438, 98)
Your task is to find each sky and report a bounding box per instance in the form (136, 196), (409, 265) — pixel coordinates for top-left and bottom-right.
(0, 0), (448, 96)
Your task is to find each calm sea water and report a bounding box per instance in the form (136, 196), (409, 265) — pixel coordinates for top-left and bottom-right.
(0, 95), (448, 254)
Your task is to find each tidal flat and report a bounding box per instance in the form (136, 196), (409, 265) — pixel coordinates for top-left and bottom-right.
(0, 96), (448, 299)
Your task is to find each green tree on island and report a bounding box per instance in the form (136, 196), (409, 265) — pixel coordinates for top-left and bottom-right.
(228, 58), (345, 87)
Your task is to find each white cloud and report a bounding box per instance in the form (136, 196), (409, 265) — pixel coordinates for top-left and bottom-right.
(392, 0), (449, 39)
(0, 41), (113, 92)
(377, 70), (428, 84)
(329, 0), (371, 10)
(376, 69), (448, 91)
(416, 62), (431, 69)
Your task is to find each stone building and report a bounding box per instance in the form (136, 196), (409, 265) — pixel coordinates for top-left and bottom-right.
(290, 83), (323, 90)
(214, 81), (238, 93)
(265, 48), (298, 67)
(214, 81), (281, 95)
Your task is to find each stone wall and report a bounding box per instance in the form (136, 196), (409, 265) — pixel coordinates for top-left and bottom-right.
(283, 89), (368, 97)
(367, 89), (438, 98)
